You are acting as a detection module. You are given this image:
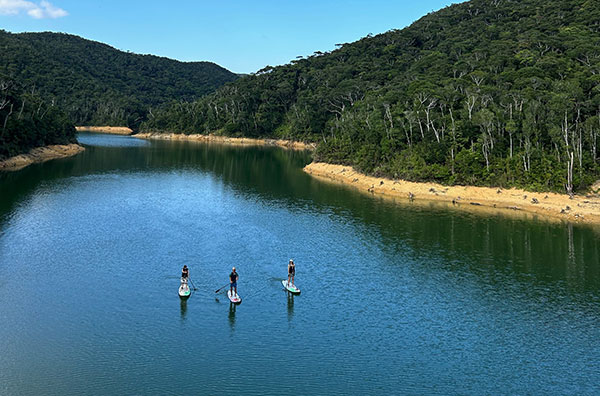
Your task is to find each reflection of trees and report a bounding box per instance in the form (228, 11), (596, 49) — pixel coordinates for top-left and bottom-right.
(0, 152), (79, 228)
(359, 198), (600, 293)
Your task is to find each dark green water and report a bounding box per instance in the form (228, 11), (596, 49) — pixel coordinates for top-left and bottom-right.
(1, 133), (600, 395)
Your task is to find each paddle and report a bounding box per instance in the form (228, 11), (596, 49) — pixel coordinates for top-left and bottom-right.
(215, 283), (230, 293)
(188, 277), (198, 291)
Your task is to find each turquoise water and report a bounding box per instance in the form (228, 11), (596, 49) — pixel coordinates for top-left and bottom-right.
(0, 133), (599, 395)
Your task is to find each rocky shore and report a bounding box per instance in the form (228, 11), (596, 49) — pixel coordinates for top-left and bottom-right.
(0, 144), (85, 172)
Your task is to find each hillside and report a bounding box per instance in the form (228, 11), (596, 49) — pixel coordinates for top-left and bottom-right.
(0, 78), (76, 161)
(0, 31), (239, 128)
(142, 0), (600, 194)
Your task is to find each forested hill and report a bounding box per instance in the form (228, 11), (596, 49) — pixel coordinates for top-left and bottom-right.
(0, 78), (76, 160)
(0, 31), (238, 128)
(143, 0), (600, 193)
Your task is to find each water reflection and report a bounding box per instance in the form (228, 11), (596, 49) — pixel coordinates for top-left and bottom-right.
(286, 292), (294, 321)
(180, 299), (187, 321)
(366, 201), (600, 294)
(228, 303), (237, 331)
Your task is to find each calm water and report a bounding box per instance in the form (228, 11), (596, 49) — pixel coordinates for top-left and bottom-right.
(1, 133), (600, 395)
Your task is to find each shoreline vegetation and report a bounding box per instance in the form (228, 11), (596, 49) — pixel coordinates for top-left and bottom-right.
(133, 132), (316, 151)
(304, 162), (600, 226)
(76, 126), (134, 135)
(0, 144), (84, 172)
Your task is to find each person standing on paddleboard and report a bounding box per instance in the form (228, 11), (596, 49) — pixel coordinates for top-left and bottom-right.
(287, 259), (295, 287)
(181, 265), (189, 280)
(230, 267), (239, 297)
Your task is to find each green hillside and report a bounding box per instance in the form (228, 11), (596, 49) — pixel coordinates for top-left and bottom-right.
(142, 0), (600, 193)
(0, 30), (239, 128)
(0, 78), (76, 160)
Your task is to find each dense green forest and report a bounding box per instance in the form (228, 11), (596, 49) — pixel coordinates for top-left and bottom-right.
(0, 31), (238, 128)
(142, 0), (600, 194)
(0, 77), (76, 160)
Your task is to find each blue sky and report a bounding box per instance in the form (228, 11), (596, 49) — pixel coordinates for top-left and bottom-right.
(0, 0), (459, 73)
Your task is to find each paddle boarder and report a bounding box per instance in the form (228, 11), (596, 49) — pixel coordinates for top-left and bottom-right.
(287, 259), (296, 287)
(181, 265), (189, 280)
(230, 267), (239, 297)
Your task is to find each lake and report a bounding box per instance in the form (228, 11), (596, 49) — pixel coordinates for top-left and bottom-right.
(1, 133), (599, 395)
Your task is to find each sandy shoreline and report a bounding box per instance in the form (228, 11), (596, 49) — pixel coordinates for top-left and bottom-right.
(304, 162), (600, 225)
(76, 126), (133, 135)
(0, 144), (85, 172)
(134, 132), (316, 151)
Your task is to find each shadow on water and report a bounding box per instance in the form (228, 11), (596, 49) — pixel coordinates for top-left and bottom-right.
(180, 299), (187, 321)
(286, 292), (294, 321)
(228, 303), (236, 332)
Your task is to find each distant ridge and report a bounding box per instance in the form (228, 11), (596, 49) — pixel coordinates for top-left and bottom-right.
(0, 30), (239, 128)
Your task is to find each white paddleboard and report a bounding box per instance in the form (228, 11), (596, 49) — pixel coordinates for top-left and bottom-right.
(282, 280), (300, 294)
(179, 283), (191, 298)
(227, 290), (242, 304)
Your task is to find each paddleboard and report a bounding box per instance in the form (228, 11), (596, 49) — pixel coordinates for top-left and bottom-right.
(179, 279), (191, 299)
(227, 290), (242, 304)
(282, 280), (301, 294)
(179, 283), (191, 299)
